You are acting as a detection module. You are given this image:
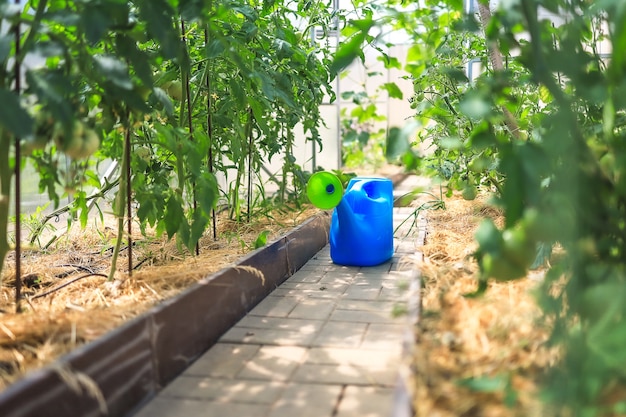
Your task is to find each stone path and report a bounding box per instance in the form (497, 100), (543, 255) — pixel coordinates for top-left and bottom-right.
(133, 203), (425, 417)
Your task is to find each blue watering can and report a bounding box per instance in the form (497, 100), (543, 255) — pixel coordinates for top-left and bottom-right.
(306, 172), (394, 267)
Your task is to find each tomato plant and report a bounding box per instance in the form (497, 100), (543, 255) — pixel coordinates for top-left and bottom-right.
(333, 0), (626, 414)
(0, 0), (335, 296)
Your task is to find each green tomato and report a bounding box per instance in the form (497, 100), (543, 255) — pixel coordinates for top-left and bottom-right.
(80, 129), (100, 158)
(600, 153), (616, 181)
(521, 208), (559, 243)
(481, 252), (527, 281)
(135, 146), (151, 162)
(166, 81), (183, 101)
(502, 226), (536, 269)
(461, 184), (477, 200)
(580, 283), (623, 322)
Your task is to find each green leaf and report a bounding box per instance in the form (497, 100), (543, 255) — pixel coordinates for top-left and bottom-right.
(93, 55), (133, 90)
(376, 54), (402, 69)
(457, 375), (507, 392)
(439, 136), (463, 150)
(475, 219), (503, 253)
(115, 34), (153, 86)
(0, 34), (12, 64)
(385, 121), (419, 160)
(81, 5), (110, 44)
(330, 18), (374, 75)
(164, 195), (184, 239)
(135, 0), (180, 60)
(459, 91), (492, 119)
(189, 210), (209, 250)
(196, 173), (218, 214)
(0, 88), (34, 138)
(442, 67), (469, 84)
(254, 230), (270, 249)
(206, 39), (225, 59)
(381, 82), (403, 99)
(152, 87), (174, 116)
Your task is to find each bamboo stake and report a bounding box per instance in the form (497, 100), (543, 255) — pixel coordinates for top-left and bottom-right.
(204, 28), (217, 240)
(14, 0), (22, 312)
(181, 19), (200, 255)
(477, 2), (521, 139)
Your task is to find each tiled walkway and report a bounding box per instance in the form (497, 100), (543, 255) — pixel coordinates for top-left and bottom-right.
(134, 204), (424, 417)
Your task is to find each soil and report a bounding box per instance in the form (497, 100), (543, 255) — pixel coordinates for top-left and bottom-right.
(412, 192), (558, 416)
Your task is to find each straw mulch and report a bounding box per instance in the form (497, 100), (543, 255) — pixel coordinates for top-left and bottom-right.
(0, 205), (320, 391)
(413, 193), (558, 416)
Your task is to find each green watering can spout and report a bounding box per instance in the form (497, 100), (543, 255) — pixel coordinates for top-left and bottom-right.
(306, 171), (344, 210)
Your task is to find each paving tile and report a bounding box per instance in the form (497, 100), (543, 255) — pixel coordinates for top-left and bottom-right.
(318, 272), (355, 285)
(247, 295), (299, 317)
(343, 283), (382, 301)
(358, 262), (391, 274)
(304, 347), (400, 369)
(386, 269), (414, 280)
(312, 321), (368, 348)
(335, 386), (396, 417)
(160, 376), (285, 404)
(133, 397), (272, 417)
(324, 264), (361, 273)
(267, 383), (342, 417)
(353, 270), (390, 280)
(237, 345), (307, 381)
(297, 263), (329, 272)
(360, 323), (405, 350)
(280, 281), (348, 294)
(271, 287), (339, 299)
(329, 308), (398, 324)
(302, 257), (334, 267)
(286, 269), (326, 283)
(272, 282), (348, 298)
(183, 343), (260, 378)
(389, 258), (416, 272)
(291, 363), (397, 386)
(351, 277), (386, 287)
(379, 286), (407, 301)
(288, 298), (337, 320)
(219, 326), (317, 346)
(235, 316), (324, 333)
(395, 239), (418, 254)
(335, 299), (395, 312)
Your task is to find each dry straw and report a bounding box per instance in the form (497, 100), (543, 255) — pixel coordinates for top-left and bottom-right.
(412, 193), (558, 417)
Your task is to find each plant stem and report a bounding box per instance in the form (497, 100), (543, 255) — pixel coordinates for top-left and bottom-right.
(108, 125), (130, 281)
(0, 131), (11, 287)
(125, 116), (133, 274)
(246, 107), (254, 223)
(29, 177), (120, 245)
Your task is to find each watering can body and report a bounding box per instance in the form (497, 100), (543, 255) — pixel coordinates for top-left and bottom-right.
(329, 177), (394, 267)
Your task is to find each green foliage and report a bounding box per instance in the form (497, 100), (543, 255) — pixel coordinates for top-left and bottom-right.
(337, 0), (626, 414)
(0, 0), (335, 281)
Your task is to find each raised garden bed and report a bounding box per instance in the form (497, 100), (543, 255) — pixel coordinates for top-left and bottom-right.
(0, 213), (330, 417)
